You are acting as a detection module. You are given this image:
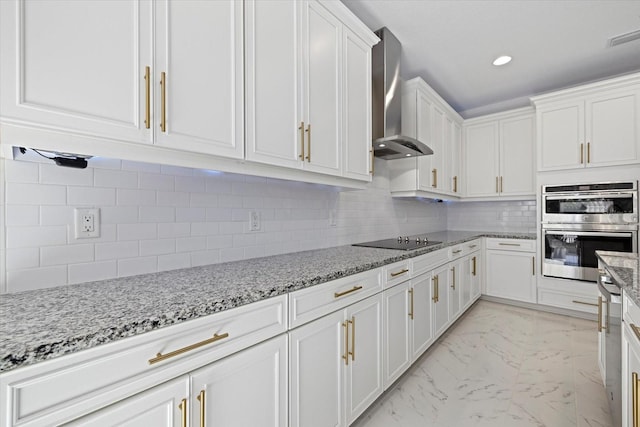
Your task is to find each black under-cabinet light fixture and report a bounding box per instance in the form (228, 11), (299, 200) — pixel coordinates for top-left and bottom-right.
(19, 147), (91, 169)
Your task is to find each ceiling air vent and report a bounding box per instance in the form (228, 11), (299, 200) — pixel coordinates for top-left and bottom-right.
(608, 29), (640, 47)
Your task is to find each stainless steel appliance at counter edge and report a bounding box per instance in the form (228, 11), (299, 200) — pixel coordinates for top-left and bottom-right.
(371, 27), (433, 160)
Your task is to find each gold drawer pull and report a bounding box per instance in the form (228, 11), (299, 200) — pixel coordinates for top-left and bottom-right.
(580, 143), (584, 164)
(144, 66), (150, 129)
(349, 316), (355, 361)
(452, 249), (462, 254)
(469, 244), (478, 249)
(390, 268), (409, 277)
(453, 176), (457, 193)
(179, 398), (187, 427)
(631, 324), (640, 342)
(160, 71), (167, 132)
(305, 124), (311, 162)
(498, 242), (521, 247)
(334, 285), (363, 298)
(298, 121), (305, 160)
(572, 300), (597, 307)
(148, 332), (229, 365)
(342, 321), (349, 365)
(587, 142), (591, 163)
(597, 296), (604, 332)
(408, 288), (414, 320)
(432, 169), (437, 188)
(472, 256), (477, 276)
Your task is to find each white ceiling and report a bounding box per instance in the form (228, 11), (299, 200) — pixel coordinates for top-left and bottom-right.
(341, 0), (640, 118)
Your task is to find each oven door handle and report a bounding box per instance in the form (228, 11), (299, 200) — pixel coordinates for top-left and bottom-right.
(544, 193), (633, 200)
(543, 231), (633, 238)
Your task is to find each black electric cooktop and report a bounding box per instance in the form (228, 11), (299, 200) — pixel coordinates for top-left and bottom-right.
(353, 236), (442, 251)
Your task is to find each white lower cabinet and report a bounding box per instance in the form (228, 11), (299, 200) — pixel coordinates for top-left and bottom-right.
(68, 335), (287, 427)
(289, 293), (383, 427)
(432, 264), (450, 338)
(470, 252), (482, 301)
(623, 293), (640, 427)
(485, 238), (536, 303)
(448, 259), (463, 320)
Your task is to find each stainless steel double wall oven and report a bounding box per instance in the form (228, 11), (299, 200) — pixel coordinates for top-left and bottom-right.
(541, 181), (638, 282)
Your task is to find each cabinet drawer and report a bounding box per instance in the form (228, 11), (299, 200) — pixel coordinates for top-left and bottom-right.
(486, 238), (535, 252)
(289, 269), (382, 329)
(448, 244), (465, 260)
(383, 260), (412, 287)
(0, 295), (287, 427)
(412, 250), (449, 276)
(464, 239), (482, 253)
(538, 288), (598, 314)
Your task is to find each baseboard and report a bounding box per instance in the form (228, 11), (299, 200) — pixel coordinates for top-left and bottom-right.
(480, 295), (597, 321)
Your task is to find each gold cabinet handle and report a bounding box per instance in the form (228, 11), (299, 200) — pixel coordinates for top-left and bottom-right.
(498, 242), (521, 247)
(342, 321), (349, 365)
(298, 121), (305, 160)
(631, 324), (640, 342)
(349, 316), (355, 361)
(197, 390), (205, 427)
(452, 249), (462, 254)
(436, 275), (439, 302)
(469, 244), (478, 249)
(580, 143), (584, 164)
(432, 169), (437, 188)
(432, 277), (437, 302)
(453, 176), (458, 193)
(472, 256), (477, 276)
(597, 296), (604, 332)
(587, 142), (591, 163)
(495, 176), (499, 193)
(179, 398), (188, 427)
(408, 288), (414, 320)
(500, 176), (503, 193)
(148, 332), (229, 365)
(451, 267), (456, 289)
(160, 71), (167, 132)
(572, 300), (598, 307)
(390, 268), (409, 277)
(305, 124), (311, 162)
(634, 372), (639, 427)
(144, 66), (150, 129)
(532, 256), (535, 276)
(334, 285), (363, 298)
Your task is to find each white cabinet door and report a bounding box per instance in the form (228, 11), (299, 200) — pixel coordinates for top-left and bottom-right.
(464, 122), (499, 197)
(470, 253), (481, 300)
(66, 377), (189, 426)
(486, 250), (536, 303)
(598, 292), (606, 384)
(290, 310), (345, 427)
(432, 265), (450, 338)
(345, 294), (383, 424)
(448, 260), (462, 321)
(154, 0), (243, 159)
(460, 255), (472, 309)
(343, 28), (373, 181)
(586, 90), (640, 167)
(499, 115), (534, 196)
(0, 0), (152, 145)
(623, 321), (640, 427)
(538, 101), (585, 171)
(245, 0), (303, 169)
(302, 0), (342, 176)
(448, 121), (462, 195)
(430, 104), (446, 192)
(191, 335), (288, 427)
(416, 93), (434, 191)
(411, 272), (434, 359)
(383, 281), (412, 388)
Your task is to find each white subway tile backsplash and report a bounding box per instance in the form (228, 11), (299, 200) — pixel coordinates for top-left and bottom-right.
(117, 256), (157, 277)
(191, 250), (220, 267)
(5, 160), (39, 183)
(41, 244), (94, 266)
(6, 206), (39, 226)
(139, 172), (175, 191)
(6, 248), (39, 270)
(157, 191), (190, 207)
(117, 223), (157, 241)
(94, 169), (138, 189)
(7, 266), (67, 292)
(117, 189), (156, 206)
(69, 261), (117, 284)
(176, 207), (206, 222)
(7, 225), (67, 248)
(40, 206), (73, 226)
(160, 165), (194, 177)
(220, 247), (245, 263)
(96, 241), (139, 261)
(158, 253), (191, 271)
(190, 193), (218, 207)
(175, 176), (206, 193)
(7, 183), (66, 205)
(176, 236), (207, 253)
(122, 160), (161, 173)
(68, 186), (116, 206)
(140, 239), (176, 256)
(139, 206), (175, 223)
(158, 223), (191, 239)
(40, 163), (93, 186)
(191, 222), (220, 236)
(101, 206), (139, 224)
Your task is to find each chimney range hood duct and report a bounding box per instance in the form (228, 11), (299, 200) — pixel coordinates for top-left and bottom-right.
(372, 27), (433, 160)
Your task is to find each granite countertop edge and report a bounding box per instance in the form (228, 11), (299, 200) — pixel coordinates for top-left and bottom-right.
(596, 250), (640, 306)
(0, 231), (535, 374)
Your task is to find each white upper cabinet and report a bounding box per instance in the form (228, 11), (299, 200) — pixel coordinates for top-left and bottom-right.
(389, 77), (463, 198)
(0, 0), (152, 145)
(154, 0), (244, 159)
(245, 0), (377, 181)
(463, 108), (535, 198)
(533, 73), (640, 171)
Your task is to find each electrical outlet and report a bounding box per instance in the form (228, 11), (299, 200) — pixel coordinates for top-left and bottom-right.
(250, 210), (261, 231)
(75, 208), (100, 239)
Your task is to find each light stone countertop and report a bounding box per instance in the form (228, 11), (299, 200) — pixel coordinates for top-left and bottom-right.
(596, 250), (640, 304)
(0, 230), (535, 373)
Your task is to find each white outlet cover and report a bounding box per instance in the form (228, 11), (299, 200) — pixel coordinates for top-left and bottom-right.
(74, 207), (100, 239)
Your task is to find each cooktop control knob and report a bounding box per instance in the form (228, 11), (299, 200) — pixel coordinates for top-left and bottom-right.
(397, 236), (403, 242)
(405, 237), (410, 243)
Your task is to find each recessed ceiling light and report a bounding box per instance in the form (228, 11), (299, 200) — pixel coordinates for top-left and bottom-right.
(405, 153), (412, 157)
(379, 143), (386, 147)
(492, 55), (512, 66)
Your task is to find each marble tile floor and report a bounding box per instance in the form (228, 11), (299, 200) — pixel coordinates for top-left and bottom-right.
(353, 300), (613, 427)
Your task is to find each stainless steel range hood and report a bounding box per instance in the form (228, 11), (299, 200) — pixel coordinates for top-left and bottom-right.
(372, 28), (433, 160)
